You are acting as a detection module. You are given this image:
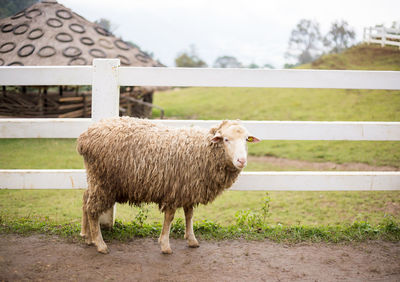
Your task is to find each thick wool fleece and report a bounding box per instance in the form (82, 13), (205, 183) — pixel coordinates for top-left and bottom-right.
(77, 117), (241, 217)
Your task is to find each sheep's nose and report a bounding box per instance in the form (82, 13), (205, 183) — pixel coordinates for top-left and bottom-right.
(237, 158), (247, 166)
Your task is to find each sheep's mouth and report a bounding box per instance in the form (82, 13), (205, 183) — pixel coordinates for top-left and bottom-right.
(235, 163), (246, 169)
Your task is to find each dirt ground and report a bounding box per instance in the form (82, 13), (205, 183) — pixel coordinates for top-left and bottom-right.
(1, 234), (399, 281)
(248, 156), (400, 171)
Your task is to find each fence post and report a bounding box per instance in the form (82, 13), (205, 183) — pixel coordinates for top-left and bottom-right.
(381, 27), (386, 47)
(92, 59), (120, 121)
(368, 27), (372, 44)
(92, 59), (120, 229)
(363, 27), (366, 42)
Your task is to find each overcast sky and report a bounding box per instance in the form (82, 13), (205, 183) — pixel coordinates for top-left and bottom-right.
(59, 0), (399, 68)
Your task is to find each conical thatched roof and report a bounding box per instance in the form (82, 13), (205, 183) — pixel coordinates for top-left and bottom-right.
(0, 0), (162, 67)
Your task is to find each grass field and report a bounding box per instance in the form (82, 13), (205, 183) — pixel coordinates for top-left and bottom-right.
(1, 44), (399, 241)
(152, 87), (400, 167)
(1, 189), (399, 227)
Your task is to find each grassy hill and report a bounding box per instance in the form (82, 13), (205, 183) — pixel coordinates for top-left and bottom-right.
(302, 43), (400, 70)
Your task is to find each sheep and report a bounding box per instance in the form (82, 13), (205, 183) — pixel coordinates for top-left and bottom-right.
(77, 117), (260, 254)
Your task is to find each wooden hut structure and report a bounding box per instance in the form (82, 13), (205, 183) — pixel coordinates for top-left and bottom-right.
(0, 0), (164, 118)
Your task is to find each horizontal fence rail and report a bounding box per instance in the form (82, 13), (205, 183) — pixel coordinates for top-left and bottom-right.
(0, 59), (399, 192)
(1, 66), (400, 90)
(0, 66), (92, 86)
(119, 68), (400, 90)
(1, 119), (400, 141)
(1, 170), (399, 191)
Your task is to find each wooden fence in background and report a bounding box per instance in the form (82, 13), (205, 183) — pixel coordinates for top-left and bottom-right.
(364, 26), (400, 49)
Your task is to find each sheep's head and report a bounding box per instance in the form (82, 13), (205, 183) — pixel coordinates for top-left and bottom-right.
(210, 120), (260, 170)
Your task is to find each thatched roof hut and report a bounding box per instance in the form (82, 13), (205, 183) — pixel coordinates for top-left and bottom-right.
(0, 0), (164, 118)
(0, 0), (162, 67)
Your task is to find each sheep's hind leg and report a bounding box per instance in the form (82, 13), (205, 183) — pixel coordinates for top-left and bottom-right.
(88, 212), (109, 254)
(80, 190), (92, 245)
(184, 206), (199, 248)
(86, 191), (109, 254)
(81, 210), (93, 245)
(158, 207), (176, 254)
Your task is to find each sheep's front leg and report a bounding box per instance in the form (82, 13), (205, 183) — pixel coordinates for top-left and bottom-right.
(158, 207), (176, 254)
(184, 206), (199, 248)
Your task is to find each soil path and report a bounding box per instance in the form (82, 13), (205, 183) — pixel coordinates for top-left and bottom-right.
(1, 234), (399, 281)
(248, 156), (400, 171)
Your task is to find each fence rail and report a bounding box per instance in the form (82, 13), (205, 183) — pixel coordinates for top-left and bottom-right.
(0, 59), (399, 191)
(364, 26), (400, 49)
(2, 66), (400, 90)
(1, 170), (398, 191)
(1, 119), (400, 141)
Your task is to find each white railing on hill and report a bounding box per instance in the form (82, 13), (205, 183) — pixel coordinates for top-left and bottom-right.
(0, 59), (400, 191)
(364, 26), (400, 49)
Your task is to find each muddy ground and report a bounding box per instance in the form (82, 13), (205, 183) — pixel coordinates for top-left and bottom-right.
(1, 234), (399, 281)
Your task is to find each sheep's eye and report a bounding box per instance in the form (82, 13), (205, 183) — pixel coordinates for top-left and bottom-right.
(224, 137), (229, 142)
(246, 137), (253, 142)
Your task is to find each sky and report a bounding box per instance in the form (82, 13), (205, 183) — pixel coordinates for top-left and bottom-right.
(59, 0), (400, 68)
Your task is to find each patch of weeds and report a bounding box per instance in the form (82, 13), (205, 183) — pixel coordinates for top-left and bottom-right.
(234, 192), (272, 232)
(170, 218), (185, 236)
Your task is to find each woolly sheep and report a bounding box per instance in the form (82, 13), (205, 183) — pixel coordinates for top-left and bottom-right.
(77, 117), (260, 254)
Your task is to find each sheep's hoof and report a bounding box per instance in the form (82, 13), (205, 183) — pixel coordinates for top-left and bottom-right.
(85, 239), (94, 246)
(161, 247), (173, 254)
(188, 239), (200, 248)
(97, 245), (110, 254)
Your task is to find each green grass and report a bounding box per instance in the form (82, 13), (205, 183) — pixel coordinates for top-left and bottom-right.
(0, 139), (83, 169)
(1, 139), (399, 169)
(2, 216), (399, 243)
(153, 87), (400, 121)
(1, 190), (399, 242)
(1, 189), (399, 227)
(303, 44), (400, 71)
(150, 44), (400, 167)
(248, 141), (400, 167)
(152, 87), (400, 167)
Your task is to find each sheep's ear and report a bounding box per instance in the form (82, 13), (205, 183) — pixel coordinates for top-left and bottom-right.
(211, 132), (223, 143)
(246, 136), (261, 143)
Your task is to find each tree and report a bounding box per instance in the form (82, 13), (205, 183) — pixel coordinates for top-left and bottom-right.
(324, 20), (356, 54)
(248, 62), (259, 69)
(213, 56), (242, 68)
(263, 63), (275, 69)
(175, 45), (207, 67)
(94, 18), (118, 34)
(285, 19), (323, 65)
(0, 0), (38, 18)
(390, 21), (400, 29)
(284, 63), (297, 69)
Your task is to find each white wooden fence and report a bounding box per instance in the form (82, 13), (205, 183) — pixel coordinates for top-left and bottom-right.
(364, 26), (400, 49)
(1, 59), (400, 191)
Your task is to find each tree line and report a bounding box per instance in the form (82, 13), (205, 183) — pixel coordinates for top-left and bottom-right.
(174, 45), (273, 69)
(284, 19), (356, 68)
(176, 19), (359, 69)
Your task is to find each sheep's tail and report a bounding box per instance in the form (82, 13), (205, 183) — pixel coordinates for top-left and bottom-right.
(76, 132), (87, 156)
